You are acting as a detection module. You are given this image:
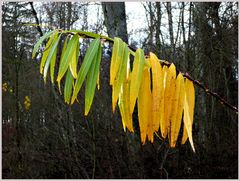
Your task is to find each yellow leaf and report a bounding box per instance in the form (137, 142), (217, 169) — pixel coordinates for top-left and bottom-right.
(129, 48), (145, 115)
(162, 63), (176, 138)
(159, 65), (168, 137)
(149, 52), (163, 132)
(40, 32), (55, 74)
(110, 38), (124, 85)
(119, 76), (133, 132)
(182, 79), (195, 149)
(69, 39), (79, 79)
(112, 43), (128, 113)
(170, 73), (184, 147)
(138, 66), (151, 144)
(57, 35), (70, 95)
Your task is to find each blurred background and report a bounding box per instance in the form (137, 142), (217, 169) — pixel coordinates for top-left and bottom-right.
(2, 2), (238, 178)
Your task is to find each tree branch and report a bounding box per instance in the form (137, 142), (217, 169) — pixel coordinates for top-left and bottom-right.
(29, 2), (43, 37)
(44, 29), (239, 114)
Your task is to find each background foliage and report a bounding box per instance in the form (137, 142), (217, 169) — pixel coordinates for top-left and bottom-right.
(2, 2), (238, 179)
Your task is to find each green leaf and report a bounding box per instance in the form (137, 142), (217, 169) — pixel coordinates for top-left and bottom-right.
(71, 38), (100, 105)
(85, 45), (102, 115)
(32, 30), (55, 59)
(129, 48), (145, 114)
(58, 35), (70, 94)
(112, 42), (129, 112)
(57, 34), (79, 82)
(110, 38), (125, 85)
(64, 68), (74, 104)
(40, 32), (55, 74)
(69, 39), (80, 79)
(43, 33), (62, 82)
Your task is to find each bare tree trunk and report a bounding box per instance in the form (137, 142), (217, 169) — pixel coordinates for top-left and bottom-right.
(155, 2), (161, 55)
(166, 2), (174, 59)
(102, 2), (128, 43)
(187, 2), (192, 69)
(181, 2), (186, 47)
(148, 2), (154, 49)
(67, 2), (72, 29)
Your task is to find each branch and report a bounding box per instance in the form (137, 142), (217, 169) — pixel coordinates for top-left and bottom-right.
(50, 30), (239, 113)
(29, 2), (43, 37)
(184, 73), (238, 113)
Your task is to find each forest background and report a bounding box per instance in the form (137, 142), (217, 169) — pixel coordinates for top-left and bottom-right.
(2, 2), (238, 179)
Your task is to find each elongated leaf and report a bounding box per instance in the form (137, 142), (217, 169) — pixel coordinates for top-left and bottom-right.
(40, 32), (55, 74)
(69, 39), (80, 79)
(119, 77), (133, 132)
(138, 66), (152, 144)
(110, 38), (124, 85)
(64, 68), (74, 104)
(32, 30), (55, 59)
(162, 63), (176, 138)
(85, 45), (102, 116)
(150, 52), (163, 132)
(58, 35), (70, 94)
(174, 73), (185, 145)
(57, 34), (79, 82)
(112, 43), (129, 112)
(182, 79), (195, 147)
(71, 38), (100, 104)
(159, 65), (168, 137)
(183, 85), (195, 152)
(43, 33), (62, 82)
(170, 73), (184, 147)
(50, 33), (63, 83)
(129, 48), (145, 114)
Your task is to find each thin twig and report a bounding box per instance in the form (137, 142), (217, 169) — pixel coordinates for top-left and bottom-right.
(184, 73), (238, 113)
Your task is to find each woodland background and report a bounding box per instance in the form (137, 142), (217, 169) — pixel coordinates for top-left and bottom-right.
(2, 2), (238, 179)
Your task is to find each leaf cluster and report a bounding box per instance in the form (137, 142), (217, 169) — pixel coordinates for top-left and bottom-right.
(33, 30), (196, 151)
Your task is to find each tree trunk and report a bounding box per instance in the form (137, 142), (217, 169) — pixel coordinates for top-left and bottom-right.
(155, 2), (161, 55)
(102, 2), (128, 43)
(166, 2), (174, 59)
